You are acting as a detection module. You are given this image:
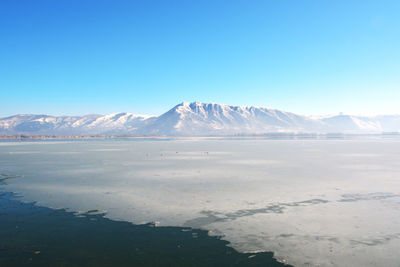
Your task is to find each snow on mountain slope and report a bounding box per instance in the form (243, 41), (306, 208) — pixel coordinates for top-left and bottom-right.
(1, 102), (399, 135)
(85, 113), (156, 134)
(373, 115), (400, 132)
(0, 114), (99, 135)
(320, 115), (382, 133)
(0, 113), (155, 135)
(139, 102), (323, 135)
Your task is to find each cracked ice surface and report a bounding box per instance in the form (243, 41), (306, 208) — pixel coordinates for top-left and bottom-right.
(1, 138), (400, 266)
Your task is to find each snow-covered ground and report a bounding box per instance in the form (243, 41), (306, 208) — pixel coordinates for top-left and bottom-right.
(1, 138), (400, 266)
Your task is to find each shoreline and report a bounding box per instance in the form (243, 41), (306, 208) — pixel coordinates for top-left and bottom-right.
(0, 132), (400, 142)
(0, 177), (290, 267)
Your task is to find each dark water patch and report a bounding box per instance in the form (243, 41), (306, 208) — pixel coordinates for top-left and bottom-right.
(0, 191), (290, 267)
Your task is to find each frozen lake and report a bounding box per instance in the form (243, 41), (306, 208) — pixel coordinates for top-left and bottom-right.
(1, 137), (400, 267)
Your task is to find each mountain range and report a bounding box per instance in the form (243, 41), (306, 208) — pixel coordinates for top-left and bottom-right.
(1, 102), (400, 136)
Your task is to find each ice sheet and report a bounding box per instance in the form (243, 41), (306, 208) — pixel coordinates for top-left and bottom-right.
(1, 138), (400, 266)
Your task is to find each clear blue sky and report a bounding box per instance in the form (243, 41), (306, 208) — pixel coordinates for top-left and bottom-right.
(1, 0), (399, 117)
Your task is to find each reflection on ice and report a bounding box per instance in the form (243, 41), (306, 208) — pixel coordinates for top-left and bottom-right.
(1, 138), (400, 267)
(184, 199), (331, 228)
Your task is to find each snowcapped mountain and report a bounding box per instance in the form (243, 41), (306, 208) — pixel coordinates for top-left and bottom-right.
(0, 113), (155, 135)
(1, 102), (400, 136)
(138, 102), (323, 135)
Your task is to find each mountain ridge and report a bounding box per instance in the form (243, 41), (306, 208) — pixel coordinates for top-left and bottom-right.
(1, 102), (400, 136)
